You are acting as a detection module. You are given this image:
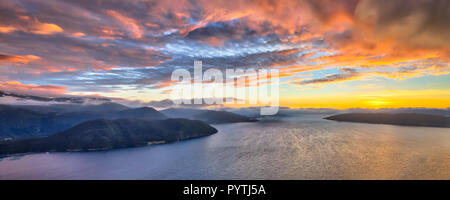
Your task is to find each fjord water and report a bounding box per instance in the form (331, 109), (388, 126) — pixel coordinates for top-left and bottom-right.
(1, 114), (450, 180)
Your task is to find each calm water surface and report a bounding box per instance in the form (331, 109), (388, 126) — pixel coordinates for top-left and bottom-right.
(1, 114), (450, 179)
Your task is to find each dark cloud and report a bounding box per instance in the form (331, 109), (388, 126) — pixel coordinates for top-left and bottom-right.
(305, 0), (360, 22)
(186, 20), (257, 45)
(355, 0), (450, 48)
(0, 54), (13, 60)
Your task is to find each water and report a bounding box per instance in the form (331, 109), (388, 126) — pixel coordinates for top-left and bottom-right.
(1, 114), (450, 180)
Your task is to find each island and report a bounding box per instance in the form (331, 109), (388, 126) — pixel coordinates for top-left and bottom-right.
(0, 118), (218, 155)
(324, 113), (450, 128)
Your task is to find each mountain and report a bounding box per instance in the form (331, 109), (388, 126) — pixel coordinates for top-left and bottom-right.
(0, 118), (218, 155)
(192, 110), (257, 124)
(161, 108), (205, 118)
(54, 106), (167, 127)
(325, 113), (450, 128)
(0, 105), (67, 139)
(76, 102), (130, 112)
(0, 104), (167, 140)
(161, 108), (257, 124)
(118, 107), (166, 120)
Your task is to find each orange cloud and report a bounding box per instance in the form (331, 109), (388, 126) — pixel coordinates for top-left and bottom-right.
(152, 80), (178, 89)
(0, 81), (67, 96)
(0, 11), (63, 35)
(70, 32), (86, 37)
(161, 89), (173, 95)
(0, 26), (17, 33)
(0, 54), (40, 64)
(30, 22), (63, 35)
(106, 10), (143, 39)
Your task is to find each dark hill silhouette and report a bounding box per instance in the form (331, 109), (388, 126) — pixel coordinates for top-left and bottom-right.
(118, 107), (166, 120)
(325, 113), (450, 128)
(193, 110), (258, 124)
(161, 108), (204, 118)
(161, 108), (257, 124)
(0, 118), (217, 155)
(0, 105), (167, 139)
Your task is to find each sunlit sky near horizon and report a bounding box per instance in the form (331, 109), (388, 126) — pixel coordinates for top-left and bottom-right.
(0, 0), (449, 109)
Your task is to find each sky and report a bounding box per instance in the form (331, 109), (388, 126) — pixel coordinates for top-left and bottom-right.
(0, 0), (449, 109)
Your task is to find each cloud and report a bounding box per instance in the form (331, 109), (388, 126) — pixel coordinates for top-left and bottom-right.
(185, 20), (258, 46)
(105, 10), (143, 39)
(0, 81), (67, 96)
(0, 0), (448, 102)
(0, 1), (64, 35)
(354, 0), (450, 49)
(29, 22), (63, 35)
(298, 68), (361, 85)
(0, 25), (17, 33)
(0, 54), (40, 63)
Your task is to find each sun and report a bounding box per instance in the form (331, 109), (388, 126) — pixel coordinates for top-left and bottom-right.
(366, 100), (391, 108)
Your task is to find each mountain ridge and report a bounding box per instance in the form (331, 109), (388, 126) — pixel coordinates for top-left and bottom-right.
(0, 118), (217, 155)
(161, 108), (257, 124)
(0, 104), (167, 139)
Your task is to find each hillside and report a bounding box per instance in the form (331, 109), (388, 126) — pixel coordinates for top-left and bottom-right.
(161, 108), (257, 124)
(0, 118), (217, 155)
(193, 110), (258, 124)
(161, 108), (205, 118)
(118, 107), (166, 120)
(0, 104), (167, 139)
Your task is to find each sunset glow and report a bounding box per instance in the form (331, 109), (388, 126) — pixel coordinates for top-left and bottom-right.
(0, 0), (448, 109)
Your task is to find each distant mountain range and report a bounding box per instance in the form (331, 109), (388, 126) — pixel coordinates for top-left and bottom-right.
(192, 110), (258, 124)
(0, 103), (167, 139)
(0, 118), (217, 155)
(161, 108), (257, 124)
(325, 113), (450, 128)
(161, 108), (205, 118)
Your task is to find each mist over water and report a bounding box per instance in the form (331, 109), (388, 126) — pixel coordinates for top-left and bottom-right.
(1, 114), (450, 180)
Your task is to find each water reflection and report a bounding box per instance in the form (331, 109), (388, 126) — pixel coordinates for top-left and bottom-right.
(1, 114), (449, 179)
